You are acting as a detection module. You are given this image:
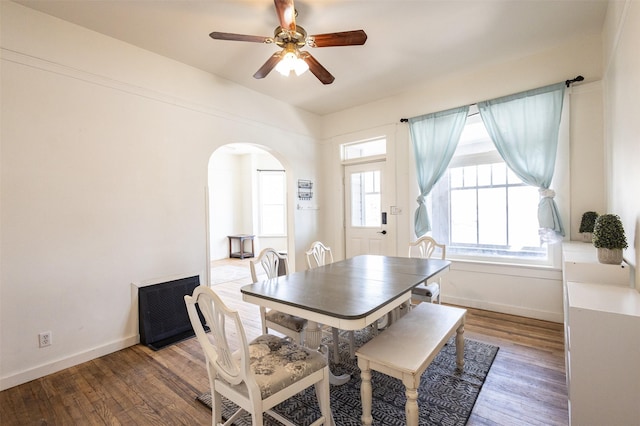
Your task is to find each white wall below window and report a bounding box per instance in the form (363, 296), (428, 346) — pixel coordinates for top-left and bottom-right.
(443, 262), (563, 322)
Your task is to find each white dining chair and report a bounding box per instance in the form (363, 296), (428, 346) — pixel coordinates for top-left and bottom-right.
(184, 285), (332, 426)
(305, 241), (357, 363)
(250, 248), (307, 344)
(408, 236), (446, 304)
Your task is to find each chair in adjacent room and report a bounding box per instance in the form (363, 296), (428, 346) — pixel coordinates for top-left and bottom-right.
(250, 248), (307, 345)
(305, 241), (356, 362)
(408, 236), (446, 304)
(185, 285), (332, 426)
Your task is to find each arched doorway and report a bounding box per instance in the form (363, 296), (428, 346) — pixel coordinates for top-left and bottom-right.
(206, 143), (289, 285)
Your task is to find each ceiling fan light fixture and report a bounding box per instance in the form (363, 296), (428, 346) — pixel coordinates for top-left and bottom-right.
(275, 44), (308, 76)
(293, 56), (309, 76)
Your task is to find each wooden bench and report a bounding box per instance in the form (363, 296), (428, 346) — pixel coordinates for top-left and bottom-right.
(355, 303), (466, 426)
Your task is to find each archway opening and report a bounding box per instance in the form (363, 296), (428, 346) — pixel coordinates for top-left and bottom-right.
(206, 143), (289, 284)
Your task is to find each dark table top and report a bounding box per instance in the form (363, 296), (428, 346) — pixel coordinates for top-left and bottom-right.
(240, 255), (450, 321)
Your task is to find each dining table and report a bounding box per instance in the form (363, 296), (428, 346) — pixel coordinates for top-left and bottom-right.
(240, 254), (451, 385)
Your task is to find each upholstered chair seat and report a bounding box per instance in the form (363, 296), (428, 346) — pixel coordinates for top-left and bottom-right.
(264, 311), (307, 333)
(242, 334), (327, 399)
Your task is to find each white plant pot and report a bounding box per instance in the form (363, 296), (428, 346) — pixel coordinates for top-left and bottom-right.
(581, 232), (592, 243)
(597, 247), (623, 265)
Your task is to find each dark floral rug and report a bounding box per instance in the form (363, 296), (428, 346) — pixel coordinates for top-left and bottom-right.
(197, 328), (498, 425)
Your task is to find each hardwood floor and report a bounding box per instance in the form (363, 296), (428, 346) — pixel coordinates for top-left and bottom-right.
(0, 259), (568, 425)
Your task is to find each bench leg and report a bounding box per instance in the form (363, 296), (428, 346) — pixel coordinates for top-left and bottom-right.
(358, 359), (373, 425)
(405, 385), (420, 426)
(456, 323), (465, 369)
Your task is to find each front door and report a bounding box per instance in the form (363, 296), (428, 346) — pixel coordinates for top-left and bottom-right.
(344, 161), (392, 257)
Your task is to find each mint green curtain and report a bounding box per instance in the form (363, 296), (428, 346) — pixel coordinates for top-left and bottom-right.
(477, 82), (566, 242)
(409, 106), (469, 237)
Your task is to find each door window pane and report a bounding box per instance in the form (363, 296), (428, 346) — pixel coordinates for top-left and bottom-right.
(351, 170), (381, 227)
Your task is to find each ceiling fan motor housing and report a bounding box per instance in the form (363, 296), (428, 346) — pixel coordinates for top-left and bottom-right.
(274, 25), (307, 48)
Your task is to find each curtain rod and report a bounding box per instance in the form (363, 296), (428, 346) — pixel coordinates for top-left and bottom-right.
(399, 75), (584, 123)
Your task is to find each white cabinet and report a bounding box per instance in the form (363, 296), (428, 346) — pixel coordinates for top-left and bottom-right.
(562, 242), (630, 286)
(562, 242), (637, 425)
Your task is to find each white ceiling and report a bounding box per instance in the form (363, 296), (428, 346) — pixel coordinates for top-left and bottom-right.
(15, 0), (608, 116)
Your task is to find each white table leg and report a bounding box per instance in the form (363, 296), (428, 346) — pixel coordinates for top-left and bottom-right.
(305, 320), (350, 385)
(358, 358), (373, 425)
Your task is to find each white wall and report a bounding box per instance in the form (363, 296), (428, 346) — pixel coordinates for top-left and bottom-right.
(602, 0), (640, 289)
(0, 2), (321, 390)
(209, 151), (244, 260)
(320, 34), (605, 322)
(569, 82), (606, 239)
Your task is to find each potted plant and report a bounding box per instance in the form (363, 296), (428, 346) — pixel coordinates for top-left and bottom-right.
(592, 214), (628, 264)
(579, 211), (598, 242)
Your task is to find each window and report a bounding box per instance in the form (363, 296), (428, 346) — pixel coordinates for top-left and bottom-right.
(350, 170), (381, 227)
(342, 138), (386, 161)
(429, 113), (547, 262)
(258, 170), (286, 236)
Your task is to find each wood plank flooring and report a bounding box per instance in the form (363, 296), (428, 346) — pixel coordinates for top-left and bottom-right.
(0, 259), (568, 425)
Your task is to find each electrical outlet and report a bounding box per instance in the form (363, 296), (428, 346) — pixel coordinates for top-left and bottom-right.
(38, 331), (52, 348)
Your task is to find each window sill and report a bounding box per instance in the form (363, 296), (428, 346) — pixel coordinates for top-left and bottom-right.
(448, 257), (562, 279)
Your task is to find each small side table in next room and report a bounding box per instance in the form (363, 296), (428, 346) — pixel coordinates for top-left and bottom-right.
(227, 234), (255, 259)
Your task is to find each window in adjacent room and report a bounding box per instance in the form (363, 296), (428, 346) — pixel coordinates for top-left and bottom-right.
(429, 112), (547, 263)
(258, 170), (286, 236)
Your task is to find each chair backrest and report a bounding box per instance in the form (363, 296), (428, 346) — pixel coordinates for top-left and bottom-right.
(250, 248), (289, 283)
(408, 236), (446, 260)
(184, 285), (251, 388)
(305, 241), (334, 269)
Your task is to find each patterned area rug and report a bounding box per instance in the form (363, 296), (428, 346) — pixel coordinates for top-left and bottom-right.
(196, 328), (498, 425)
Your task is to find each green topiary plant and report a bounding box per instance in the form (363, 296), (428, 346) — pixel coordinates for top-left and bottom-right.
(592, 214), (628, 264)
(579, 211), (598, 233)
(593, 214), (628, 249)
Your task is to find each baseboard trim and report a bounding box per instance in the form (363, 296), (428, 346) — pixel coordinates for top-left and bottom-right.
(0, 335), (139, 391)
(443, 296), (564, 323)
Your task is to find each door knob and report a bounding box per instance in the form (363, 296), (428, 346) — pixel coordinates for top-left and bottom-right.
(377, 230), (387, 235)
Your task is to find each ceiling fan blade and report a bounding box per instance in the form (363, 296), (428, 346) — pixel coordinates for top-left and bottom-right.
(300, 52), (335, 85)
(274, 0), (296, 32)
(210, 32), (271, 43)
(309, 30), (368, 47)
(253, 52), (283, 79)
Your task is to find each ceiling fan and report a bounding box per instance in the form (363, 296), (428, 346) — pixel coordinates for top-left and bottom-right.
(209, 0), (367, 84)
